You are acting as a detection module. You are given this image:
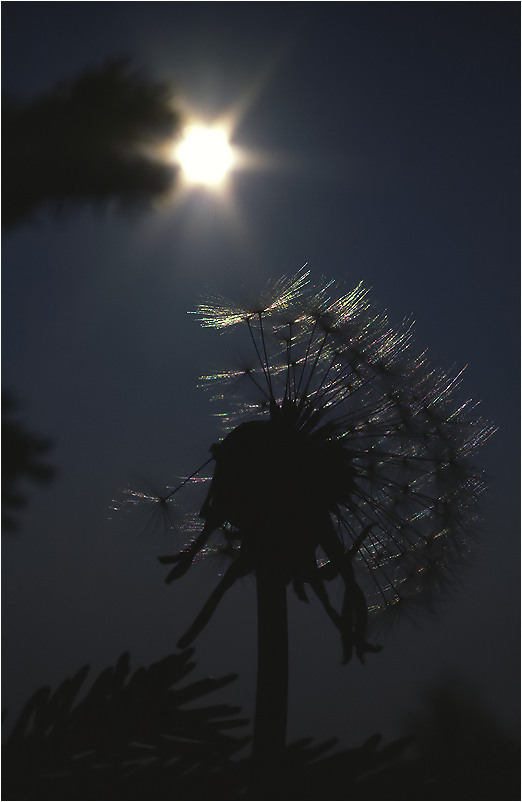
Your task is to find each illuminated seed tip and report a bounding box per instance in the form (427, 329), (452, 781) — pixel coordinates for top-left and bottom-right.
(193, 266), (311, 329)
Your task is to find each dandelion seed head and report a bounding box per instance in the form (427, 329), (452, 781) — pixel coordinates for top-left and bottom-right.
(162, 270), (494, 658)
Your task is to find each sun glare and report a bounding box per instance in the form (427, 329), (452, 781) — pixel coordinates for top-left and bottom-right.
(176, 125), (234, 186)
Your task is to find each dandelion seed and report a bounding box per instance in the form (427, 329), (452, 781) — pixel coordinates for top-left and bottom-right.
(111, 486), (181, 539)
(113, 458), (213, 541)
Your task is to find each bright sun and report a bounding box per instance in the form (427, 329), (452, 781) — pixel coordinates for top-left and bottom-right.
(176, 125), (234, 186)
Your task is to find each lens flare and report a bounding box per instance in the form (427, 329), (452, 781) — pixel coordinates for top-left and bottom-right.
(176, 125), (234, 186)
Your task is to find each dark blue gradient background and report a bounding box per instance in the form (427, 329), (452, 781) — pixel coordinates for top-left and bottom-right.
(2, 2), (519, 750)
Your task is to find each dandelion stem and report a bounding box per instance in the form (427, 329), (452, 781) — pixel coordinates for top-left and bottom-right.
(258, 312), (274, 400)
(296, 318), (318, 396)
(284, 323), (293, 402)
(251, 553), (288, 794)
(306, 349), (340, 408)
(245, 370), (271, 400)
(246, 317), (274, 400)
(298, 329), (330, 405)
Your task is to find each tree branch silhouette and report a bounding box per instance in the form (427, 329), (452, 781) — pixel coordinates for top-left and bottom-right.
(2, 649), (250, 800)
(2, 392), (55, 531)
(7, 650), (514, 799)
(2, 57), (180, 228)
(2, 647), (419, 800)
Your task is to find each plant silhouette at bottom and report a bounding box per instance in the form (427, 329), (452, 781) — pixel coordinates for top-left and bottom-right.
(6, 655), (515, 799)
(133, 268), (493, 793)
(2, 649), (250, 800)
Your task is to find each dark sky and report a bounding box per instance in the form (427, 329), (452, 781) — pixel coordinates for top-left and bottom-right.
(2, 1), (520, 752)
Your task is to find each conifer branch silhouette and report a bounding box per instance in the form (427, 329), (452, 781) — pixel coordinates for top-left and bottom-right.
(2, 649), (250, 800)
(2, 392), (55, 530)
(6, 653), (515, 798)
(3, 57), (179, 227)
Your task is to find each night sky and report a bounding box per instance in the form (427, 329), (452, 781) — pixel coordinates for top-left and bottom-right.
(2, 0), (520, 759)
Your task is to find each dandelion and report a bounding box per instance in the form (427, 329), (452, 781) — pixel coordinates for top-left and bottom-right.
(149, 267), (493, 789)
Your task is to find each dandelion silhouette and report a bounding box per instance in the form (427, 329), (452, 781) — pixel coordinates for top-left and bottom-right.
(135, 267), (493, 789)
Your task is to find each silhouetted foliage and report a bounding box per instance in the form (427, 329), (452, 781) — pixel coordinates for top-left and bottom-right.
(397, 675), (520, 801)
(0, 646), (419, 801)
(2, 392), (55, 530)
(6, 650), (515, 799)
(2, 649), (250, 800)
(254, 678), (520, 800)
(2, 57), (179, 227)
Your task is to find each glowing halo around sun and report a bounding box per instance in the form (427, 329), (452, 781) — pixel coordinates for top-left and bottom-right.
(175, 124), (235, 187)
(153, 77), (288, 239)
